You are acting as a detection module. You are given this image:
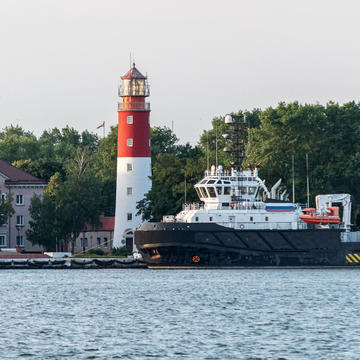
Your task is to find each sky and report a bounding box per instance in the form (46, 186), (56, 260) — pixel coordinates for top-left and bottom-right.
(1, 0), (360, 145)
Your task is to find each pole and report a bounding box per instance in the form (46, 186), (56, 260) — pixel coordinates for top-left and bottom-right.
(184, 171), (187, 204)
(215, 122), (218, 168)
(292, 155), (295, 203)
(103, 121), (105, 139)
(207, 132), (209, 170)
(306, 153), (309, 207)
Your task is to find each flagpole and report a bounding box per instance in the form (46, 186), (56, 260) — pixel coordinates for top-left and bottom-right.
(103, 121), (105, 139)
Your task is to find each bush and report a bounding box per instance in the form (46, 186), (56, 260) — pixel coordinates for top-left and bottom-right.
(111, 246), (130, 257)
(88, 248), (105, 255)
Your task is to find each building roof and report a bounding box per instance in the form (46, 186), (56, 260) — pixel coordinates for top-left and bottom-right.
(101, 217), (115, 231)
(122, 63), (146, 80)
(0, 159), (47, 185)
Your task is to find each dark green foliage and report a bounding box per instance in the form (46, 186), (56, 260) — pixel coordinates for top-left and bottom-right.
(88, 248), (104, 255)
(112, 246), (130, 257)
(0, 190), (14, 227)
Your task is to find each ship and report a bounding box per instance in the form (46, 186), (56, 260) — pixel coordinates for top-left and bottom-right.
(134, 114), (360, 268)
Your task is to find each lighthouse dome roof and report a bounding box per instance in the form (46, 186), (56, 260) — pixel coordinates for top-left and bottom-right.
(122, 63), (146, 79)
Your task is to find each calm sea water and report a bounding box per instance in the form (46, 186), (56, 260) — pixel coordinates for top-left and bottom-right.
(0, 269), (360, 359)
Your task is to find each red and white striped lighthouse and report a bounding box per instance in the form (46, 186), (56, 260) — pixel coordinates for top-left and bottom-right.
(113, 63), (152, 250)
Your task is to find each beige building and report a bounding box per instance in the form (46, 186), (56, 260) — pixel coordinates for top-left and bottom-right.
(73, 217), (114, 254)
(0, 159), (47, 252)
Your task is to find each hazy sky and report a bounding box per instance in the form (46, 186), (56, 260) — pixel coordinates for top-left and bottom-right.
(1, 0), (360, 145)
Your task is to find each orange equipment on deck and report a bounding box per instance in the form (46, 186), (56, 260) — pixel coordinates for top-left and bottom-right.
(299, 207), (340, 225)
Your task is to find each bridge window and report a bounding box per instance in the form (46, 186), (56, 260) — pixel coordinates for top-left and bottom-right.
(216, 187), (223, 195)
(224, 187), (231, 195)
(208, 187), (217, 198)
(200, 187), (209, 198)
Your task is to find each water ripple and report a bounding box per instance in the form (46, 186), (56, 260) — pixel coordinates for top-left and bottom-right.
(1, 269), (360, 359)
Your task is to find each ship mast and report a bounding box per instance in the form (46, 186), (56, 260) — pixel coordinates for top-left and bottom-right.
(224, 114), (247, 173)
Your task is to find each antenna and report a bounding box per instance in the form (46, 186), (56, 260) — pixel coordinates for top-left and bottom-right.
(292, 155), (295, 203)
(215, 122), (218, 168)
(207, 131), (209, 170)
(306, 154), (310, 207)
(184, 171), (187, 204)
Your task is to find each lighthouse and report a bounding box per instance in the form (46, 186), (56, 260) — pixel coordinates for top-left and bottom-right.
(113, 63), (152, 250)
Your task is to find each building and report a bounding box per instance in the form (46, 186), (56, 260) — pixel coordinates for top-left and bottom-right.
(113, 63), (152, 251)
(72, 216), (114, 254)
(0, 159), (47, 251)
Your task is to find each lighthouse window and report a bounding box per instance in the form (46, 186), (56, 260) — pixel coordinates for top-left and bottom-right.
(127, 163), (133, 172)
(127, 116), (133, 124)
(224, 187), (231, 195)
(127, 213), (133, 221)
(127, 187), (133, 195)
(127, 138), (133, 147)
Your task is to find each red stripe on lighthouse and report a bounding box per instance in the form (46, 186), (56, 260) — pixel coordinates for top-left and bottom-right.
(117, 110), (150, 158)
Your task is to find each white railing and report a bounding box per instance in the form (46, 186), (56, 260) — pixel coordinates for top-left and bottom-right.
(118, 102), (150, 111)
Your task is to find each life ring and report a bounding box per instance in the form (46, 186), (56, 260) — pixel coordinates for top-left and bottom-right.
(230, 202), (235, 209)
(239, 224), (245, 229)
(192, 256), (200, 263)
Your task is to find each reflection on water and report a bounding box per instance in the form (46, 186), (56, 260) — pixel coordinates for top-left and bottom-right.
(0, 269), (360, 359)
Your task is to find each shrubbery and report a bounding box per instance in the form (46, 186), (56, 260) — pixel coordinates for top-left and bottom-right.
(111, 246), (130, 257)
(88, 248), (105, 255)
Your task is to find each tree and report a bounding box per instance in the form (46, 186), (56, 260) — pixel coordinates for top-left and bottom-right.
(56, 148), (102, 249)
(26, 193), (58, 249)
(0, 190), (14, 227)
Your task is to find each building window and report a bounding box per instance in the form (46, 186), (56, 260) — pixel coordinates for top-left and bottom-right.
(97, 237), (101, 247)
(148, 116), (150, 124)
(127, 163), (133, 172)
(127, 187), (133, 195)
(127, 213), (132, 221)
(265, 217), (268, 221)
(250, 217), (253, 221)
(80, 238), (88, 248)
(104, 237), (108, 248)
(127, 138), (133, 147)
(127, 116), (133, 124)
(16, 215), (24, 226)
(209, 217), (213, 221)
(1, 193), (6, 200)
(149, 139), (151, 147)
(0, 235), (5, 246)
(16, 195), (24, 205)
(16, 236), (24, 247)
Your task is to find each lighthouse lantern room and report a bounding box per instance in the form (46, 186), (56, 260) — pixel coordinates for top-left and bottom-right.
(113, 63), (152, 250)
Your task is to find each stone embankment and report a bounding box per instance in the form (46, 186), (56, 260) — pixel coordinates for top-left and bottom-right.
(0, 258), (147, 269)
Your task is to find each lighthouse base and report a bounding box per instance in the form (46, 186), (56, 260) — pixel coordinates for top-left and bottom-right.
(113, 157), (151, 249)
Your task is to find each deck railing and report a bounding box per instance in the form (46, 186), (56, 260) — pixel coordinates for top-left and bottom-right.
(118, 102), (150, 111)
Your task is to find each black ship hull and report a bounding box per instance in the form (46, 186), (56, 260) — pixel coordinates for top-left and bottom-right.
(135, 222), (360, 268)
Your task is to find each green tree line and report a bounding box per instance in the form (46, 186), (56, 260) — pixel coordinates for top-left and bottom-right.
(2, 100), (360, 249)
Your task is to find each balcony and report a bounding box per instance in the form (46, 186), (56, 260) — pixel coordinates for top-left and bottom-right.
(118, 102), (150, 111)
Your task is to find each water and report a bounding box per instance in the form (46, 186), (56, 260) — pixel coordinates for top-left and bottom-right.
(1, 269), (360, 359)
